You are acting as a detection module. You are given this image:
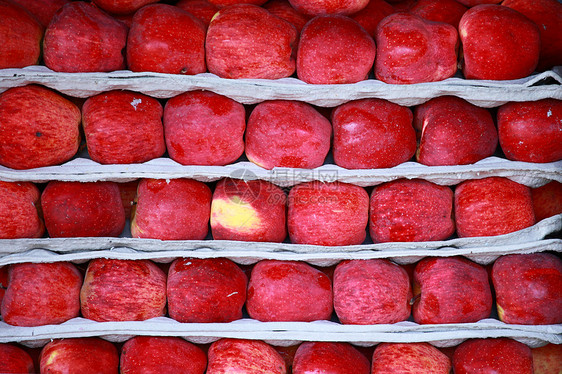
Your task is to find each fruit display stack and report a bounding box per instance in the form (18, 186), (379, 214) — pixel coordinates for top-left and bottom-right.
(0, 0), (561, 373)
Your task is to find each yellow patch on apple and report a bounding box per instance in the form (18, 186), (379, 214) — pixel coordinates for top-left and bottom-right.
(44, 351), (59, 366)
(497, 303), (505, 321)
(211, 197), (261, 233)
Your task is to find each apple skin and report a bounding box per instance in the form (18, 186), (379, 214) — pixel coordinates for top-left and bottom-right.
(208, 0), (268, 6)
(245, 100), (331, 169)
(502, 0), (562, 71)
(408, 0), (467, 28)
(92, 0), (159, 15)
(456, 0), (504, 7)
(293, 342), (370, 374)
(1, 262), (82, 327)
(246, 260), (333, 322)
(453, 338), (533, 374)
(370, 179), (455, 243)
(350, 0), (395, 37)
(0, 343), (35, 374)
(532, 344), (562, 374)
(459, 4), (540, 80)
(207, 338), (286, 374)
(118, 180), (140, 219)
(206, 4), (297, 79)
(211, 178), (287, 242)
(120, 336), (207, 374)
(413, 256), (492, 324)
(80, 259), (167, 322)
(41, 181), (126, 238)
(332, 98), (415, 169)
(82, 90), (165, 164)
(297, 15), (376, 84)
(127, 4), (206, 75)
(497, 99), (562, 163)
(288, 0), (369, 16)
(375, 13), (458, 84)
(0, 0), (43, 69)
(43, 2), (128, 73)
(0, 85), (81, 170)
(0, 266), (7, 308)
(168, 257), (247, 323)
(39, 338), (119, 374)
(288, 182), (369, 246)
(263, 0), (311, 34)
(8, 0), (69, 27)
(372, 343), (452, 374)
(334, 259), (412, 325)
(163, 91), (245, 166)
(176, 0), (220, 27)
(0, 181), (44, 239)
(131, 178), (211, 240)
(492, 253), (562, 325)
(413, 96), (497, 166)
(454, 177), (535, 237)
(532, 181), (562, 222)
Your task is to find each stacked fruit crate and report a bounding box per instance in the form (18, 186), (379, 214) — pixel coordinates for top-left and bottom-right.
(0, 0), (561, 372)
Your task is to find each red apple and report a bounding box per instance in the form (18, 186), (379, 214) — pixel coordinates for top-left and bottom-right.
(8, 0), (68, 27)
(492, 253), (562, 325)
(454, 177), (535, 237)
(502, 0), (562, 71)
(130, 178), (211, 240)
(127, 4), (206, 75)
(206, 4), (297, 79)
(375, 13), (458, 84)
(459, 4), (540, 80)
(332, 98), (415, 169)
(80, 259), (167, 322)
(0, 0), (43, 69)
(456, 0), (503, 6)
(92, 0), (159, 15)
(532, 344), (562, 374)
(118, 180), (140, 219)
(0, 266), (7, 308)
(413, 256), (492, 324)
(297, 15), (376, 84)
(246, 260), (333, 322)
(372, 343), (451, 373)
(168, 257), (247, 323)
(208, 0), (268, 6)
(40, 338), (118, 374)
(0, 343), (34, 374)
(370, 179), (455, 243)
(176, 0), (219, 27)
(275, 345), (300, 373)
(350, 0), (395, 37)
(263, 0), (311, 34)
(211, 178), (287, 242)
(163, 91), (245, 166)
(41, 181), (126, 238)
(245, 100), (331, 169)
(413, 96), (497, 166)
(497, 99), (562, 163)
(120, 336), (207, 374)
(82, 90), (165, 164)
(0, 85), (81, 170)
(293, 342), (370, 374)
(453, 338), (533, 374)
(0, 181), (44, 239)
(207, 338), (286, 374)
(409, 0), (467, 28)
(288, 181), (369, 246)
(43, 2), (128, 72)
(532, 181), (562, 222)
(334, 259), (412, 324)
(1, 262), (82, 327)
(288, 0), (369, 16)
